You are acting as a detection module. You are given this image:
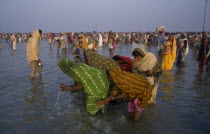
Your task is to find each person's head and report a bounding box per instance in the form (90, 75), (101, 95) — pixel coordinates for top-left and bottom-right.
(39, 29), (42, 38)
(159, 31), (164, 35)
(181, 33), (186, 39)
(112, 55), (125, 64)
(169, 33), (175, 40)
(74, 56), (80, 62)
(39, 29), (42, 35)
(132, 48), (145, 61)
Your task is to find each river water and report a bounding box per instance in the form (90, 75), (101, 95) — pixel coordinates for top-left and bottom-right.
(0, 39), (209, 134)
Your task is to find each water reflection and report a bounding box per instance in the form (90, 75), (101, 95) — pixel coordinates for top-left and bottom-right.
(12, 50), (17, 57)
(193, 72), (210, 98)
(159, 71), (175, 100)
(0, 40), (209, 133)
(174, 66), (187, 88)
(49, 46), (53, 54)
(23, 78), (47, 122)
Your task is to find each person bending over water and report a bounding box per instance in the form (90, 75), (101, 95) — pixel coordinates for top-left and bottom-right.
(58, 58), (110, 115)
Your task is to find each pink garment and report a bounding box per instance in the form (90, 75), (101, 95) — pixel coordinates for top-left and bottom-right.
(128, 98), (143, 113)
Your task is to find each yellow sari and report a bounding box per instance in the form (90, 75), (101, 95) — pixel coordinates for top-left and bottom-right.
(161, 37), (177, 70)
(82, 34), (88, 50)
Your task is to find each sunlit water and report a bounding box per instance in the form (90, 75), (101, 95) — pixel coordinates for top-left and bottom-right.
(0, 39), (209, 134)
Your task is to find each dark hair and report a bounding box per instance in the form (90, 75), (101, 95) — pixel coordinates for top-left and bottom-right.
(39, 29), (42, 34)
(112, 55), (122, 61)
(132, 50), (142, 57)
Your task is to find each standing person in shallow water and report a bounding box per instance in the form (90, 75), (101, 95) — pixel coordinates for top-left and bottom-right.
(11, 34), (17, 50)
(0, 41), (2, 48)
(158, 31), (165, 64)
(161, 34), (177, 71)
(26, 29), (43, 79)
(97, 48), (161, 122)
(176, 33), (189, 66)
(107, 30), (116, 57)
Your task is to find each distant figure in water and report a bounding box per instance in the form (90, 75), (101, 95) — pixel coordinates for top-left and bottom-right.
(107, 30), (116, 57)
(11, 34), (17, 50)
(26, 29), (43, 79)
(161, 34), (177, 71)
(0, 41), (2, 48)
(176, 33), (189, 66)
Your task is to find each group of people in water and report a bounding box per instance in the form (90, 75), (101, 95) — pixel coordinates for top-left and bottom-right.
(0, 27), (209, 122)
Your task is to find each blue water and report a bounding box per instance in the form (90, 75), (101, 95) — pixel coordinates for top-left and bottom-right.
(0, 39), (209, 134)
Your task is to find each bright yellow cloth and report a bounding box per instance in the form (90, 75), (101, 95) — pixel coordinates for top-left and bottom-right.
(82, 34), (88, 50)
(161, 37), (177, 70)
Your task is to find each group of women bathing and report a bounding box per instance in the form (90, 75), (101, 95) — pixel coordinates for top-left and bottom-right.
(58, 48), (162, 122)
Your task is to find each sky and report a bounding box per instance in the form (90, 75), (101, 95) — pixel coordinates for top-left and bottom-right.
(0, 0), (209, 33)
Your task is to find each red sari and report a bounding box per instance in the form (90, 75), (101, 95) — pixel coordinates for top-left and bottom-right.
(114, 55), (133, 72)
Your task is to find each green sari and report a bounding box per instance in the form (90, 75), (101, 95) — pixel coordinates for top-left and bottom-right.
(58, 58), (109, 115)
(85, 49), (118, 71)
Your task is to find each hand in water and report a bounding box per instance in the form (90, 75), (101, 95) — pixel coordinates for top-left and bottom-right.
(96, 99), (110, 106)
(60, 84), (68, 91)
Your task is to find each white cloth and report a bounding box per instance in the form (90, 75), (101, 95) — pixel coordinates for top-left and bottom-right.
(98, 34), (103, 46)
(12, 35), (17, 50)
(60, 35), (66, 49)
(88, 43), (94, 49)
(179, 38), (189, 56)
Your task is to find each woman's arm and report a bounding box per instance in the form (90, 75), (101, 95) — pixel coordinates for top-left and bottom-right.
(97, 91), (127, 106)
(60, 83), (83, 91)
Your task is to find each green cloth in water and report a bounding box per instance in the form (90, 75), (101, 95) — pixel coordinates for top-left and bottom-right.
(58, 58), (109, 115)
(85, 49), (119, 71)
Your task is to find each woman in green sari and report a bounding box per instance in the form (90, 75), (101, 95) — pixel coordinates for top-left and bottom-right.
(58, 58), (110, 115)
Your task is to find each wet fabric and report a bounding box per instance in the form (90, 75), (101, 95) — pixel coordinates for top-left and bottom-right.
(128, 98), (143, 113)
(109, 67), (153, 108)
(29, 60), (42, 78)
(58, 58), (109, 115)
(85, 49), (119, 71)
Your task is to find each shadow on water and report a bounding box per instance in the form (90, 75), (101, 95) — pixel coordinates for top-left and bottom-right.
(23, 78), (47, 122)
(192, 72), (210, 99)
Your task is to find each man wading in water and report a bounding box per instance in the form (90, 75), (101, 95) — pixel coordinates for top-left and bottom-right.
(26, 29), (43, 79)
